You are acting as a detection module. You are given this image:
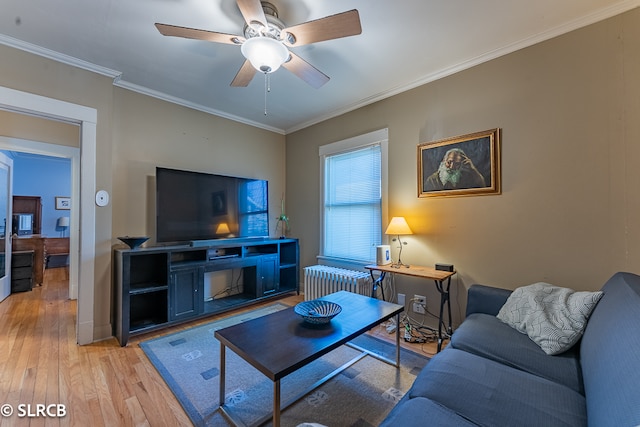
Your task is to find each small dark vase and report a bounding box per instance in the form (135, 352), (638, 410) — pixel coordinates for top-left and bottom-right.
(118, 236), (149, 249)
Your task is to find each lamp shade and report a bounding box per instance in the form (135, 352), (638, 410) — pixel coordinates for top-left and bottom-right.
(241, 37), (289, 73)
(385, 217), (412, 235)
(215, 223), (230, 234)
(57, 217), (70, 228)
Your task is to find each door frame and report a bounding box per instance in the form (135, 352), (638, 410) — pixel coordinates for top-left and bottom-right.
(0, 85), (97, 345)
(0, 137), (80, 300)
(0, 152), (12, 302)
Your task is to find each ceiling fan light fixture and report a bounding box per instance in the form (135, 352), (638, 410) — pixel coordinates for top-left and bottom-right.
(241, 36), (289, 73)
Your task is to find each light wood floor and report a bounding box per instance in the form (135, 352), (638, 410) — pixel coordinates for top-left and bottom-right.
(0, 269), (439, 426)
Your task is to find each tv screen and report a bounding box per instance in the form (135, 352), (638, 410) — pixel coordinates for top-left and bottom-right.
(156, 167), (269, 243)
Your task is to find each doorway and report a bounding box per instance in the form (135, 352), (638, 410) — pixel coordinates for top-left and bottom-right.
(0, 142), (77, 298)
(0, 152), (12, 302)
(0, 85), (97, 345)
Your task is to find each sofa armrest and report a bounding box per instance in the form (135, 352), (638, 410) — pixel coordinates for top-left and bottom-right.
(465, 284), (512, 317)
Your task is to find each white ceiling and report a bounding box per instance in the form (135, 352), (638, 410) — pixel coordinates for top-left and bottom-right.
(1, 0), (638, 134)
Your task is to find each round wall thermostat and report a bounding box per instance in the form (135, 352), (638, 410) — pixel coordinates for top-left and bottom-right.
(95, 190), (110, 207)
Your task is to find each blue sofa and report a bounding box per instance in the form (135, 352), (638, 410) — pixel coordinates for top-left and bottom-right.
(380, 271), (640, 426)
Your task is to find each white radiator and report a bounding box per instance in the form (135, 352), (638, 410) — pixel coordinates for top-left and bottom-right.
(303, 265), (373, 300)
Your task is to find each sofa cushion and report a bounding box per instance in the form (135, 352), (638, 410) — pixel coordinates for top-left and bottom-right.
(465, 284), (512, 317)
(580, 272), (640, 427)
(409, 348), (587, 427)
(496, 282), (603, 355)
(379, 396), (477, 427)
(450, 313), (584, 394)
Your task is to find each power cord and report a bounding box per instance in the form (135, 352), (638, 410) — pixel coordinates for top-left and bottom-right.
(399, 296), (453, 343)
(212, 269), (244, 299)
(375, 273), (396, 303)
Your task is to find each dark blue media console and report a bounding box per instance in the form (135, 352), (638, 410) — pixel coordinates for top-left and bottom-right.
(113, 238), (299, 346)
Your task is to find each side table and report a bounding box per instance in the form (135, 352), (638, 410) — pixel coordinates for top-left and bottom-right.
(365, 264), (456, 352)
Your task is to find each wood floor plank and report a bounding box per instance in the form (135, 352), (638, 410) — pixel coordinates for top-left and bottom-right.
(0, 296), (28, 403)
(129, 379), (171, 427)
(124, 395), (150, 427)
(59, 330), (90, 427)
(90, 353), (123, 426)
(133, 358), (191, 425)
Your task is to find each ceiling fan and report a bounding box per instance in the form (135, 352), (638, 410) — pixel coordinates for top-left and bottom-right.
(155, 0), (362, 89)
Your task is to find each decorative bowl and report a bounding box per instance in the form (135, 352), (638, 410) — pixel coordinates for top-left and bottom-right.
(294, 300), (342, 324)
(118, 236), (149, 249)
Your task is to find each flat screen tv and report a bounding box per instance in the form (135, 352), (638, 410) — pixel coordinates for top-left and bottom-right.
(156, 167), (269, 243)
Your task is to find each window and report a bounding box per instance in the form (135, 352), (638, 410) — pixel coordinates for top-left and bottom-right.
(238, 179), (269, 237)
(319, 129), (388, 264)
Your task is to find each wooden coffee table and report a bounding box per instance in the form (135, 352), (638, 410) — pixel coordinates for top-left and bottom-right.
(214, 290), (404, 427)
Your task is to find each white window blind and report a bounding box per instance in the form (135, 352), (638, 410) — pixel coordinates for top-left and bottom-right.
(323, 144), (382, 262)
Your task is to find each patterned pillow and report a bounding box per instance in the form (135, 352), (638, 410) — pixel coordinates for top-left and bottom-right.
(496, 282), (603, 355)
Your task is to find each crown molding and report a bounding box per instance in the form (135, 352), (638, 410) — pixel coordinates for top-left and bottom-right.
(3, 0), (639, 135)
(285, 0), (640, 133)
(113, 80), (285, 135)
(0, 34), (285, 134)
(0, 34), (122, 79)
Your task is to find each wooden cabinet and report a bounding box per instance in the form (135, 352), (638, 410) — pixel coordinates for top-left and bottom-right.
(113, 251), (169, 346)
(12, 235), (45, 285)
(11, 237), (69, 285)
(169, 265), (203, 322)
(279, 240), (299, 296)
(258, 254), (279, 296)
(11, 250), (34, 292)
(113, 238), (299, 346)
(13, 196), (42, 235)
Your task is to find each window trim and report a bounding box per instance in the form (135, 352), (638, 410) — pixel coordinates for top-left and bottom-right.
(318, 128), (389, 268)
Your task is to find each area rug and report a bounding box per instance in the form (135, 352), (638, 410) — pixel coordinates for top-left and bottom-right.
(140, 303), (429, 427)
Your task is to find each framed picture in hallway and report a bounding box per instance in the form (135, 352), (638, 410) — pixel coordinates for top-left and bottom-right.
(418, 128), (501, 198)
(55, 196), (71, 210)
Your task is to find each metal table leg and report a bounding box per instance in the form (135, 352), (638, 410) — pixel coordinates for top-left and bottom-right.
(273, 380), (281, 427)
(395, 312), (400, 366)
(369, 270), (387, 301)
(434, 277), (453, 352)
(219, 342), (226, 407)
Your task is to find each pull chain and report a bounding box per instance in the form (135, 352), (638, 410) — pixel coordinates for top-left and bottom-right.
(263, 72), (272, 116)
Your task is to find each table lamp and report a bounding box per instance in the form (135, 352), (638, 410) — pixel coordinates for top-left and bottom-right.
(216, 223), (231, 235)
(385, 216), (412, 268)
(57, 216), (70, 237)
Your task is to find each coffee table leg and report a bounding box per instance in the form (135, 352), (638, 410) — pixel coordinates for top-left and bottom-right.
(395, 312), (400, 367)
(273, 379), (281, 427)
(219, 342), (226, 407)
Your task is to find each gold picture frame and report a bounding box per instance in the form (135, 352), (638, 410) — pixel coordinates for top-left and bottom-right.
(418, 128), (501, 198)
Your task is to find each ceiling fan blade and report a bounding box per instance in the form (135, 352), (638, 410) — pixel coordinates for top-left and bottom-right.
(155, 23), (243, 45)
(282, 52), (330, 89)
(231, 60), (257, 87)
(282, 9), (362, 47)
(236, 0), (268, 28)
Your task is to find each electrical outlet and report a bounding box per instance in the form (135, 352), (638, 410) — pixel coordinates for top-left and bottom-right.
(397, 293), (406, 306)
(413, 295), (426, 314)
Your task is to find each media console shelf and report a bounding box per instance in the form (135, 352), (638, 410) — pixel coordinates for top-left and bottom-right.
(113, 238), (299, 346)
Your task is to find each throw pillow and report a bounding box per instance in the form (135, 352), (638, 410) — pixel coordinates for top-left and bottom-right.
(496, 282), (603, 355)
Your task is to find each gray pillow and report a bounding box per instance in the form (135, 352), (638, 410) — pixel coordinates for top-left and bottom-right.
(496, 282), (603, 355)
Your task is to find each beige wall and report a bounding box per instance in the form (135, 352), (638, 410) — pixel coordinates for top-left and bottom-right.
(111, 88), (285, 243)
(0, 44), (285, 342)
(286, 9), (640, 326)
(0, 110), (80, 146)
(0, 44), (116, 340)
